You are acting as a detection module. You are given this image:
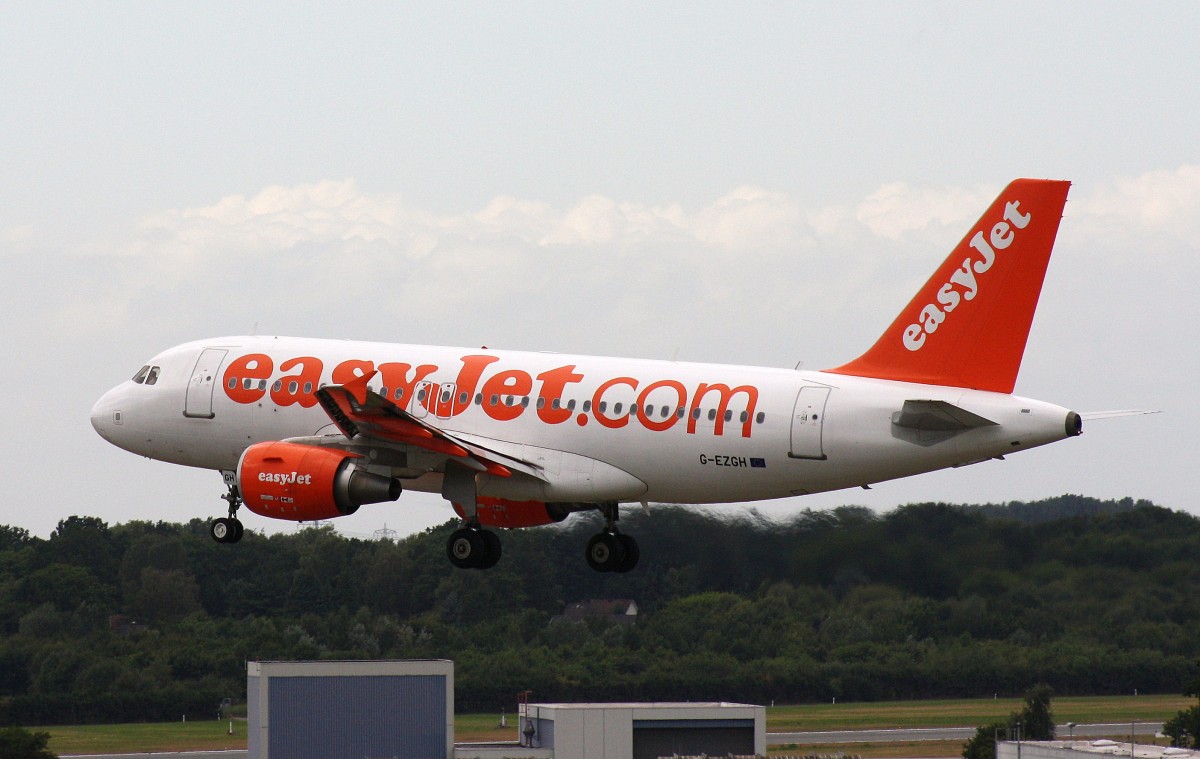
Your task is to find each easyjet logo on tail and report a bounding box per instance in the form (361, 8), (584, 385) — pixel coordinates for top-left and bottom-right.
(902, 199), (1032, 352)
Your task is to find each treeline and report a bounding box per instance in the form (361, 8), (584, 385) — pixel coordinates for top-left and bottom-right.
(1, 495), (1198, 724)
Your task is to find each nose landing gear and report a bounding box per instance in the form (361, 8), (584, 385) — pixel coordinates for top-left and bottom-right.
(211, 475), (245, 544)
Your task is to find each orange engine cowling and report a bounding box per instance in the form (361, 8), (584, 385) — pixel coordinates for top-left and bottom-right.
(238, 441), (402, 522)
(452, 498), (588, 528)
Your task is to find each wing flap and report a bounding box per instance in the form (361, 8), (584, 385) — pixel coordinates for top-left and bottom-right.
(314, 372), (544, 481)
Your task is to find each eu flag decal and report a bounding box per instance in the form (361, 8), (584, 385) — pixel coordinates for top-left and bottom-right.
(750, 458), (766, 468)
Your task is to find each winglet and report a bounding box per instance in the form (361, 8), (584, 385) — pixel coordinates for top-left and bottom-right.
(826, 179), (1071, 393)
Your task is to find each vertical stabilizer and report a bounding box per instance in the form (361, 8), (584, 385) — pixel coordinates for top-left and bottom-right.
(826, 179), (1070, 393)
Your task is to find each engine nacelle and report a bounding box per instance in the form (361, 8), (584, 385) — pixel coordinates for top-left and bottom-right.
(452, 498), (590, 528)
(238, 441), (402, 522)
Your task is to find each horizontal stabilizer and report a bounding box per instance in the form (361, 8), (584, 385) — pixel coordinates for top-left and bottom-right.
(892, 400), (998, 432)
(1080, 409), (1160, 421)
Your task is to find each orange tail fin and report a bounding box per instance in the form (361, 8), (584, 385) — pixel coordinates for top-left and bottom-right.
(826, 178), (1070, 394)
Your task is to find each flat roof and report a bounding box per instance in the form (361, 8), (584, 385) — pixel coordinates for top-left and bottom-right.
(530, 702), (759, 709)
(1012, 741), (1200, 759)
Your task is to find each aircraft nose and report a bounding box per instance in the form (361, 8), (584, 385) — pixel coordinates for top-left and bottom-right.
(91, 385), (125, 442)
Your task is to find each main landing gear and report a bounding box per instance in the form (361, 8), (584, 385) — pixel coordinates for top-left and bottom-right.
(446, 526), (502, 569)
(211, 479), (245, 544)
(584, 503), (639, 573)
(443, 461), (502, 569)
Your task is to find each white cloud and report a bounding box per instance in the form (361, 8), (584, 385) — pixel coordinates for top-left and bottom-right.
(854, 182), (995, 242)
(1073, 165), (1200, 241)
(43, 164), (1195, 361)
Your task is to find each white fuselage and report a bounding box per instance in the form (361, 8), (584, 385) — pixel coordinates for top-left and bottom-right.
(91, 335), (1077, 507)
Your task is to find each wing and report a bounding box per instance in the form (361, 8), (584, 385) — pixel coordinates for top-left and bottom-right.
(311, 370), (547, 481)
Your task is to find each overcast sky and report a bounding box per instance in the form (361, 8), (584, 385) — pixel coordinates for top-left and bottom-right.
(2, 3), (1196, 539)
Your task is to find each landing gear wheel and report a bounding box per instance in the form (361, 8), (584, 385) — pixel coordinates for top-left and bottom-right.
(447, 528), (486, 569)
(615, 533), (639, 573)
(476, 530), (502, 569)
(210, 517), (243, 544)
(585, 532), (627, 572)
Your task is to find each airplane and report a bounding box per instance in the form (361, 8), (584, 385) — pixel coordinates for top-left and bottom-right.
(93, 178), (1093, 573)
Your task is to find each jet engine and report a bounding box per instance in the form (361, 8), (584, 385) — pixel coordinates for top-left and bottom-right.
(238, 441), (401, 521)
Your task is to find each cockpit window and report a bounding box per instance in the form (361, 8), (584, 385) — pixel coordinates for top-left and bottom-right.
(144, 366), (161, 385)
(132, 365), (151, 384)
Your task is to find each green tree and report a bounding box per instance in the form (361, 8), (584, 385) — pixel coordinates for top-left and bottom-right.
(0, 726), (57, 758)
(1164, 663), (1200, 748)
(1164, 708), (1200, 748)
(1016, 683), (1055, 740)
(962, 721), (1007, 759)
(963, 685), (1054, 759)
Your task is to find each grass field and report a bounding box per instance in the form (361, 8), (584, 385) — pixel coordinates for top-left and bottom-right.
(40, 694), (1194, 755)
(45, 719), (247, 755)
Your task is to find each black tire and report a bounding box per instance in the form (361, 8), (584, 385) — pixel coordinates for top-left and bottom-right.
(210, 518), (234, 544)
(585, 532), (626, 572)
(615, 533), (639, 573)
(230, 519), (244, 543)
(446, 528), (486, 569)
(477, 530), (502, 569)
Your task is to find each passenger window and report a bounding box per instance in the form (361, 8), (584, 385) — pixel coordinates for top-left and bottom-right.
(598, 401), (607, 413)
(740, 411), (748, 423)
(521, 397), (530, 408)
(537, 397), (546, 409)
(273, 381), (283, 392)
(490, 394), (499, 406)
(567, 399), (576, 411)
(459, 392), (469, 404)
(676, 408), (685, 418)
(475, 393), (483, 405)
(303, 382), (313, 394)
(145, 367), (160, 385)
(289, 381), (299, 394)
(724, 410), (733, 422)
(582, 400), (591, 412)
(243, 378), (254, 390)
(394, 388), (405, 401)
(614, 402), (623, 415)
(662, 407), (671, 419)
(226, 377), (237, 390)
(552, 398), (561, 410)
(132, 366), (150, 384)
(692, 408), (701, 420)
(756, 412), (766, 424)
(629, 404), (638, 416)
(707, 409), (716, 421)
